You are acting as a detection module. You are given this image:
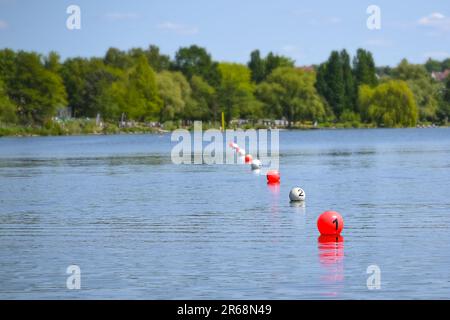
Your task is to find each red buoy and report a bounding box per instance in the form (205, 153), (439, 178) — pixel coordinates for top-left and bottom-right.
(266, 170), (280, 183)
(245, 154), (253, 163)
(317, 211), (344, 235)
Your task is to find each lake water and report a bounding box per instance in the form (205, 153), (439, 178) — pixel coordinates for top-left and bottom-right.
(0, 128), (449, 299)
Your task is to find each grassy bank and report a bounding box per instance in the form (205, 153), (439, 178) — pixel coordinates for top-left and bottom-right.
(0, 119), (163, 137)
(0, 119), (447, 137)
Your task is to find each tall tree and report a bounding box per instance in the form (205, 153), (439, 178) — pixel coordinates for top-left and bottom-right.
(0, 49), (17, 94)
(146, 45), (171, 72)
(124, 56), (162, 121)
(78, 58), (120, 118)
(248, 50), (266, 84)
(217, 63), (255, 124)
(61, 57), (90, 117)
(156, 71), (191, 122)
(340, 49), (357, 113)
(173, 45), (220, 86)
(184, 75), (216, 121)
(44, 51), (63, 74)
(438, 74), (450, 122)
(353, 48), (378, 87)
(0, 79), (17, 123)
(9, 51), (67, 124)
(325, 51), (345, 116)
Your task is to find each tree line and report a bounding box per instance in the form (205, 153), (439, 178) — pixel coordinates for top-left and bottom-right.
(1, 44), (449, 129)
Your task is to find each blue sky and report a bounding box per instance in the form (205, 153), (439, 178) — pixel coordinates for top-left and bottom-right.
(0, 0), (449, 66)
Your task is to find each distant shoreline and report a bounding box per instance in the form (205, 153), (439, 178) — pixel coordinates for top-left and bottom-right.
(1, 121), (447, 138)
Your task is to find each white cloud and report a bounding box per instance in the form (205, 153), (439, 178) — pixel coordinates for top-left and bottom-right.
(0, 20), (8, 29)
(104, 13), (139, 21)
(418, 12), (450, 31)
(422, 51), (450, 59)
(157, 22), (198, 35)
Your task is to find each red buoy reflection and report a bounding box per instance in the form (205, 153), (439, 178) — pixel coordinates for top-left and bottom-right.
(266, 181), (280, 195)
(318, 235), (345, 296)
(318, 235), (344, 265)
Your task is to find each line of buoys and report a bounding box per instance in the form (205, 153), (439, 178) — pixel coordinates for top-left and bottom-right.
(229, 141), (344, 237)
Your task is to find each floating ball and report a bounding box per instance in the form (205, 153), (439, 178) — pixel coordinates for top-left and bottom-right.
(245, 154), (253, 163)
(229, 142), (239, 149)
(251, 159), (262, 170)
(237, 148), (246, 156)
(289, 187), (305, 201)
(266, 170), (280, 183)
(317, 211), (344, 235)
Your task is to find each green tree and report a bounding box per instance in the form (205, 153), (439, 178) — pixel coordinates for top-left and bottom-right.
(184, 75), (216, 121)
(438, 74), (450, 123)
(8, 51), (67, 124)
(392, 59), (440, 121)
(424, 58), (442, 72)
(441, 58), (450, 71)
(318, 51), (345, 117)
(95, 80), (126, 121)
(44, 51), (63, 74)
(248, 50), (266, 84)
(257, 67), (325, 126)
(217, 63), (256, 124)
(156, 71), (191, 122)
(104, 47), (132, 69)
(173, 45), (220, 86)
(124, 56), (162, 121)
(340, 49), (357, 113)
(146, 45), (171, 72)
(61, 57), (90, 117)
(247, 50), (294, 84)
(353, 48), (378, 87)
(0, 79), (17, 123)
(358, 80), (418, 127)
(265, 52), (295, 76)
(78, 58), (121, 118)
(0, 49), (17, 88)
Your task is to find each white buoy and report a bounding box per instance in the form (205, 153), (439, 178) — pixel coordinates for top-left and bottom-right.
(237, 148), (245, 156)
(251, 159), (262, 170)
(289, 187), (306, 201)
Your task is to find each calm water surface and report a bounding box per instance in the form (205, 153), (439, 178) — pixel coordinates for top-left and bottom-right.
(0, 128), (449, 299)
